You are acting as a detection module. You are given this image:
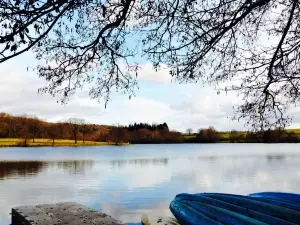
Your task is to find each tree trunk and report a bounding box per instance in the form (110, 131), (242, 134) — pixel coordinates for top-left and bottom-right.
(33, 136), (35, 143)
(52, 138), (55, 146)
(74, 133), (77, 144)
(24, 138), (28, 147)
(82, 134), (85, 143)
(8, 120), (11, 137)
(116, 135), (120, 145)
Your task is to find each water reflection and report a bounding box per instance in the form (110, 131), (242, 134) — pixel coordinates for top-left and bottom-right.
(197, 154), (300, 162)
(111, 158), (168, 168)
(266, 154), (285, 161)
(46, 160), (94, 174)
(0, 144), (300, 225)
(0, 160), (95, 179)
(0, 161), (45, 180)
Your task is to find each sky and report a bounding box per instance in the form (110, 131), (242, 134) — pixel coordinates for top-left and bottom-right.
(1, 51), (300, 132)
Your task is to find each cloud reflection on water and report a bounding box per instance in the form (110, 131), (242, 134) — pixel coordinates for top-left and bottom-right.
(0, 144), (300, 224)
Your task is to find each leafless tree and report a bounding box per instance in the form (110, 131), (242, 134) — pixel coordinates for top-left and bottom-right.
(47, 123), (59, 146)
(18, 116), (30, 146)
(109, 124), (126, 145)
(67, 118), (85, 144)
(57, 122), (67, 139)
(8, 117), (18, 138)
(1, 0), (300, 130)
(79, 121), (91, 143)
(28, 116), (42, 143)
(186, 128), (193, 136)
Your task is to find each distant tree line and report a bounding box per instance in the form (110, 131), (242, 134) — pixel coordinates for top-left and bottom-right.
(105, 123), (183, 144)
(0, 113), (182, 145)
(184, 127), (220, 143)
(0, 113), (101, 145)
(126, 122), (169, 132)
(1, 112), (298, 145)
(244, 129), (299, 143)
(185, 127), (299, 143)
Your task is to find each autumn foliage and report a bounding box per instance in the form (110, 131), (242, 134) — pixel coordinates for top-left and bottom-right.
(186, 127), (300, 143)
(1, 112), (298, 145)
(0, 113), (183, 144)
(106, 123), (184, 144)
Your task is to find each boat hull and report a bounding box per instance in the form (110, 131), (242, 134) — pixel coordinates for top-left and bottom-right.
(170, 192), (300, 225)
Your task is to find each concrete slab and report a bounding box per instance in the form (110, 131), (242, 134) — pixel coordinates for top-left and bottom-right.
(12, 202), (124, 225)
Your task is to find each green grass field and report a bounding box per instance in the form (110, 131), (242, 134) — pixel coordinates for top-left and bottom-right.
(183, 129), (300, 141)
(0, 138), (109, 147)
(218, 132), (230, 139)
(286, 129), (300, 133)
(218, 132), (248, 139)
(183, 135), (196, 139)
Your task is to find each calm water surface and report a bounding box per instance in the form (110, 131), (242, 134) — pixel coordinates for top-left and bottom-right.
(1, 143), (300, 224)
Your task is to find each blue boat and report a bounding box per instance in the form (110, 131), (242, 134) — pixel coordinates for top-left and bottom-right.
(249, 192), (300, 203)
(170, 192), (300, 225)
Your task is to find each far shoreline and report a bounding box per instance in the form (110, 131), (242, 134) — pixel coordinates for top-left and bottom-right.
(1, 139), (299, 148)
(0, 138), (130, 148)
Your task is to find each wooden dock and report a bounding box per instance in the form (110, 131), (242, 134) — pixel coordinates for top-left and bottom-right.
(11, 202), (124, 225)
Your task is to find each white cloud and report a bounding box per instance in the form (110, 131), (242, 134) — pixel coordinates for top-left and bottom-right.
(0, 63), (257, 131)
(97, 85), (245, 131)
(103, 97), (173, 125)
(167, 86), (245, 131)
(1, 53), (300, 131)
(118, 164), (172, 189)
(117, 60), (173, 83)
(100, 201), (173, 223)
(135, 63), (172, 83)
(0, 63), (107, 123)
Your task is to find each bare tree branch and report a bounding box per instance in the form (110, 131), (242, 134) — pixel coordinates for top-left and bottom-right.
(1, 0), (300, 130)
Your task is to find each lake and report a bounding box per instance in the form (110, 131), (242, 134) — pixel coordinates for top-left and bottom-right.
(0, 143), (300, 224)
